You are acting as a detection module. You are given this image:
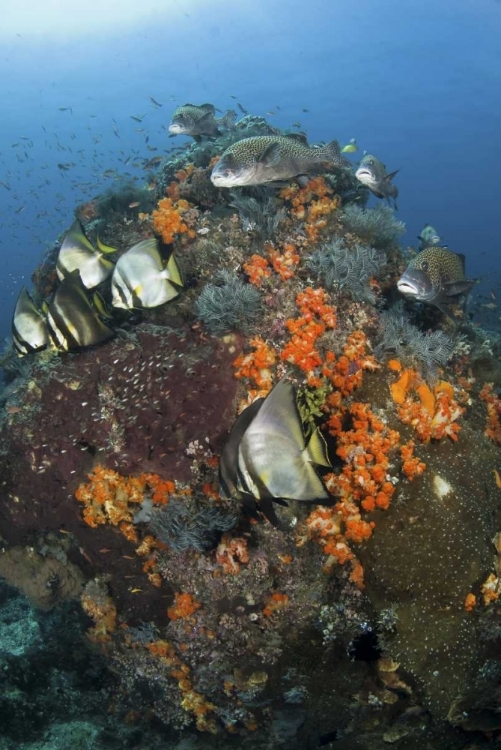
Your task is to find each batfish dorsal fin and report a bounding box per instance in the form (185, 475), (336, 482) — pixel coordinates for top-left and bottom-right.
(248, 378), (305, 449)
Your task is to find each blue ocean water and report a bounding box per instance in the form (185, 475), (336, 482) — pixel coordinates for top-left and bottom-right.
(1, 0), (500, 341)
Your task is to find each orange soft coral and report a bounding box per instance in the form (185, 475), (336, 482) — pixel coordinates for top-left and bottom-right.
(480, 383), (501, 444)
(75, 467), (176, 539)
(262, 592), (289, 617)
(280, 287), (336, 384)
(215, 533), (249, 574)
(400, 440), (426, 480)
(279, 176), (340, 241)
(167, 592), (201, 621)
(267, 243), (300, 281)
(152, 196), (197, 245)
(80, 580), (117, 643)
(233, 336), (276, 395)
(390, 366), (464, 443)
(243, 254), (272, 287)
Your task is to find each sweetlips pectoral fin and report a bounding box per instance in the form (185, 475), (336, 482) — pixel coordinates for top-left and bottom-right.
(259, 142), (282, 167)
(197, 112), (216, 127)
(304, 426), (331, 467)
(444, 279), (477, 297)
(386, 169), (399, 182)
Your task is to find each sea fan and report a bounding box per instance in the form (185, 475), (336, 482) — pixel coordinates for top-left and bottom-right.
(307, 238), (385, 303)
(229, 189), (285, 240)
(376, 301), (456, 379)
(148, 499), (239, 552)
(195, 270), (262, 336)
(341, 203), (405, 250)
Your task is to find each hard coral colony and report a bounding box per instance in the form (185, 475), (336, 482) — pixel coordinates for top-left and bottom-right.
(1, 100), (500, 749)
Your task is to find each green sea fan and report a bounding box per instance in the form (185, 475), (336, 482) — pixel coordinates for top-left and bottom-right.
(307, 238), (385, 303)
(149, 499), (239, 552)
(341, 203), (405, 250)
(229, 189), (285, 240)
(195, 270), (262, 336)
(376, 301), (456, 379)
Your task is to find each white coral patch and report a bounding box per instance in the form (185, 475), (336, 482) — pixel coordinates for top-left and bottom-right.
(433, 474), (452, 499)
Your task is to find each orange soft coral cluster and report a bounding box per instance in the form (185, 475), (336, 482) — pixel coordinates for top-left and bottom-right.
(75, 466), (176, 541)
(262, 592), (289, 617)
(152, 196), (197, 245)
(400, 440), (426, 480)
(279, 176), (340, 242)
(143, 638), (217, 732)
(215, 532), (249, 574)
(80, 580), (117, 644)
(233, 336), (276, 399)
(167, 592), (202, 621)
(280, 287), (337, 384)
(299, 402), (401, 588)
(166, 162), (195, 200)
(389, 365), (465, 442)
(243, 254), (272, 287)
(267, 242), (300, 281)
(479, 383), (501, 444)
(320, 331), (379, 395)
(243, 242), (300, 287)
(328, 402), (400, 512)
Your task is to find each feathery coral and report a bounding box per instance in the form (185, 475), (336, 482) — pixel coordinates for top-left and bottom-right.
(195, 270), (262, 336)
(308, 237), (385, 303)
